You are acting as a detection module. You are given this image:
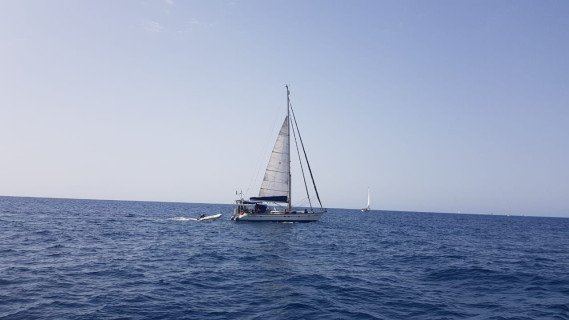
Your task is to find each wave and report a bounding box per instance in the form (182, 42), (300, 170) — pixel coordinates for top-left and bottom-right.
(166, 217), (197, 221)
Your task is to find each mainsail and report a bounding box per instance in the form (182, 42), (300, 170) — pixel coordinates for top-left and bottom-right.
(252, 116), (290, 203)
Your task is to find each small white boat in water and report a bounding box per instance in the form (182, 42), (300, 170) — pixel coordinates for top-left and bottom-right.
(197, 213), (222, 221)
(232, 86), (326, 222)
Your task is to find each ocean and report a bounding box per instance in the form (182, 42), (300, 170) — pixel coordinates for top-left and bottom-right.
(1, 196), (568, 319)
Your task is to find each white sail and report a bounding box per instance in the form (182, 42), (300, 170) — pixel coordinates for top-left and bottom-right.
(258, 116), (290, 201)
(361, 188), (370, 212)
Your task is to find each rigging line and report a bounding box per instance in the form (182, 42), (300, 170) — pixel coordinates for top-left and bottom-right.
(289, 102), (324, 210)
(290, 104), (313, 211)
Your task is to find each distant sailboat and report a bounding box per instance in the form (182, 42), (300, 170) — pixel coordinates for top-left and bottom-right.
(231, 86), (326, 222)
(361, 188), (371, 212)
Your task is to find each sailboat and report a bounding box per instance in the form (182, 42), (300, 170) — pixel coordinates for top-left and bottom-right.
(231, 86), (326, 222)
(361, 188), (370, 212)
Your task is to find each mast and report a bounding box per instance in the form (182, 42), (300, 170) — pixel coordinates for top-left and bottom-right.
(286, 85), (292, 211)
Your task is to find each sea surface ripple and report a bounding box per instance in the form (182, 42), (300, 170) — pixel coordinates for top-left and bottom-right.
(1, 196), (568, 319)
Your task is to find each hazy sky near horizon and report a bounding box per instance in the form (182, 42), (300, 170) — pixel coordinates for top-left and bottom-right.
(1, 1), (568, 217)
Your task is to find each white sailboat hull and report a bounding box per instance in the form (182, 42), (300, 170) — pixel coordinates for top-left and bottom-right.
(232, 210), (324, 222)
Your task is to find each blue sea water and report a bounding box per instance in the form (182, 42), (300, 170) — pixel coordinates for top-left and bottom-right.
(1, 196), (568, 320)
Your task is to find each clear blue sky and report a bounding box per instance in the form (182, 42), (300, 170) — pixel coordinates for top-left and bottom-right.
(1, 1), (568, 217)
